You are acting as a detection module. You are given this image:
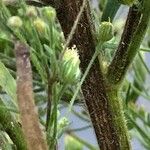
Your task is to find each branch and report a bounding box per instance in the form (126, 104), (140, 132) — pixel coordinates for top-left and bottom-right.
(42, 0), (129, 149)
(107, 1), (150, 85)
(15, 41), (48, 150)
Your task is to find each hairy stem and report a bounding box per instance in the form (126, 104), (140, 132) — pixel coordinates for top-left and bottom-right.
(107, 1), (150, 85)
(44, 0), (131, 149)
(106, 87), (131, 149)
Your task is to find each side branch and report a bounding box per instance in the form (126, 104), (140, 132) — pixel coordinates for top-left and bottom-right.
(107, 0), (150, 85)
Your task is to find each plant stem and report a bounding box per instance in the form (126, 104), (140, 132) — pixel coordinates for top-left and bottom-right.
(106, 88), (131, 149)
(48, 0), (131, 149)
(107, 1), (150, 85)
(69, 46), (101, 111)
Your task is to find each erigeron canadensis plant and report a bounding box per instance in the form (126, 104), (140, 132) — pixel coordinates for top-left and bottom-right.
(0, 0), (150, 150)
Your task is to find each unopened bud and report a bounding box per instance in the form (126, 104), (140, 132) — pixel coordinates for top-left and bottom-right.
(57, 117), (69, 138)
(42, 7), (56, 21)
(33, 18), (47, 33)
(26, 6), (37, 17)
(99, 22), (114, 42)
(61, 45), (80, 84)
(7, 16), (22, 28)
(58, 117), (69, 129)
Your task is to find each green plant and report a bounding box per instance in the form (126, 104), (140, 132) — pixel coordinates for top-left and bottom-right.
(0, 0), (150, 150)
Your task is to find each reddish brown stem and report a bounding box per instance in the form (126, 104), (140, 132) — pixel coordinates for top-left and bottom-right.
(43, 0), (122, 149)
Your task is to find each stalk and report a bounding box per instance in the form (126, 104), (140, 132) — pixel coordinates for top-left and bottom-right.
(107, 1), (150, 84)
(106, 87), (131, 149)
(47, 0), (131, 149)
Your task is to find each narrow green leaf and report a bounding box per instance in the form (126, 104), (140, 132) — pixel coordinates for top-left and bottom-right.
(0, 61), (17, 106)
(101, 0), (120, 22)
(31, 49), (47, 83)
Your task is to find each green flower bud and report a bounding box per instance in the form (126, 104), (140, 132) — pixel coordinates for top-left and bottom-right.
(33, 18), (47, 33)
(65, 135), (83, 150)
(57, 117), (69, 138)
(26, 6), (37, 18)
(7, 16), (22, 28)
(99, 21), (114, 42)
(118, 0), (136, 6)
(58, 117), (69, 129)
(102, 61), (109, 74)
(42, 7), (56, 21)
(61, 45), (81, 84)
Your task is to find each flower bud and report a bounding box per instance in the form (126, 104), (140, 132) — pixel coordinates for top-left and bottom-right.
(26, 6), (37, 18)
(99, 21), (114, 42)
(118, 0), (136, 6)
(102, 60), (109, 74)
(58, 117), (69, 129)
(61, 45), (80, 84)
(33, 18), (47, 33)
(57, 117), (69, 138)
(7, 16), (23, 28)
(65, 135), (83, 150)
(42, 7), (56, 21)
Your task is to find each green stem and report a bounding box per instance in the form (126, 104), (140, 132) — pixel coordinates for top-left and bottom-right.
(126, 0), (150, 65)
(47, 84), (67, 150)
(107, 88), (131, 150)
(107, 1), (150, 84)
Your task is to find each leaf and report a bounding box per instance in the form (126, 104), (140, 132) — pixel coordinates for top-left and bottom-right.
(31, 49), (47, 83)
(127, 114), (150, 144)
(0, 61), (17, 107)
(101, 0), (120, 22)
(0, 98), (27, 149)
